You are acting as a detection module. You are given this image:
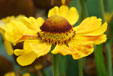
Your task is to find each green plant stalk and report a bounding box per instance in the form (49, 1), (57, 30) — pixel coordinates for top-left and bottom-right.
(80, 0), (88, 20)
(52, 54), (60, 76)
(78, 59), (83, 76)
(41, 69), (49, 76)
(106, 41), (112, 76)
(105, 0), (111, 12)
(98, 0), (105, 21)
(59, 55), (67, 76)
(94, 45), (107, 76)
(98, 0), (112, 76)
(78, 0), (88, 76)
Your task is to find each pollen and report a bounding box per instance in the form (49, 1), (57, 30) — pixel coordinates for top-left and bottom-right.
(40, 15), (72, 33)
(39, 15), (75, 44)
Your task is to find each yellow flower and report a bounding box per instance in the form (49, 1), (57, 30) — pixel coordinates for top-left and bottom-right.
(4, 72), (30, 76)
(104, 12), (113, 22)
(5, 5), (107, 66)
(0, 15), (25, 55)
(4, 72), (15, 76)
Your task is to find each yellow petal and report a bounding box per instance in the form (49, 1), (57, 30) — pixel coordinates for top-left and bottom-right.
(17, 51), (37, 66)
(61, 0), (66, 5)
(74, 17), (102, 34)
(0, 24), (13, 55)
(51, 44), (72, 55)
(48, 5), (79, 26)
(14, 49), (24, 56)
(4, 72), (15, 76)
(48, 6), (59, 17)
(24, 40), (51, 57)
(4, 40), (13, 55)
(94, 34), (107, 45)
(5, 21), (36, 44)
(66, 7), (79, 25)
(22, 17), (44, 32)
(68, 43), (94, 59)
(83, 22), (107, 36)
(23, 73), (30, 76)
(69, 34), (95, 45)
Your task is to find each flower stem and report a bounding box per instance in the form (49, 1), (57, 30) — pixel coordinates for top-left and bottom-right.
(98, 0), (105, 21)
(94, 45), (107, 76)
(52, 54), (60, 76)
(80, 0), (88, 20)
(105, 0), (111, 12)
(78, 59), (83, 76)
(41, 69), (49, 76)
(106, 41), (112, 76)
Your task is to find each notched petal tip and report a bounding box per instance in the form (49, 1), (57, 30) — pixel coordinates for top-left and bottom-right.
(48, 5), (79, 26)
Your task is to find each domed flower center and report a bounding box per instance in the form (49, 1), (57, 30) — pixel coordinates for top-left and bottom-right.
(38, 15), (75, 44)
(40, 15), (72, 33)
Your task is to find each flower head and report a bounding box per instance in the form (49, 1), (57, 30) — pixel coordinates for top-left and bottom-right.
(0, 15), (25, 55)
(5, 5), (107, 66)
(104, 12), (113, 22)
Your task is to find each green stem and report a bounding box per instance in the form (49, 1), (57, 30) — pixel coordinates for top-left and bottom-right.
(78, 59), (83, 76)
(106, 41), (112, 76)
(105, 0), (111, 12)
(80, 0), (88, 20)
(98, 0), (105, 21)
(94, 45), (107, 76)
(41, 69), (49, 76)
(52, 54), (60, 76)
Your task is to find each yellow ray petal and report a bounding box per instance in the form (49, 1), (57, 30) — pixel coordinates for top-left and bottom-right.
(51, 44), (72, 55)
(74, 17), (102, 34)
(23, 73), (30, 76)
(5, 21), (36, 45)
(4, 72), (15, 76)
(14, 49), (24, 56)
(0, 23), (13, 55)
(94, 34), (107, 45)
(4, 40), (13, 55)
(22, 17), (44, 32)
(66, 7), (79, 25)
(48, 6), (59, 17)
(69, 34), (95, 45)
(17, 51), (37, 66)
(24, 40), (51, 57)
(68, 43), (94, 59)
(48, 5), (79, 26)
(82, 22), (107, 36)
(61, 0), (66, 5)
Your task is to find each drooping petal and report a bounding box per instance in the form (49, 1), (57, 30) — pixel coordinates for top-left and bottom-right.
(0, 23), (13, 55)
(74, 17), (102, 34)
(51, 44), (72, 55)
(22, 17), (45, 32)
(14, 49), (24, 56)
(48, 5), (79, 26)
(24, 40), (51, 57)
(5, 21), (36, 45)
(17, 51), (37, 66)
(68, 42), (94, 59)
(4, 40), (14, 55)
